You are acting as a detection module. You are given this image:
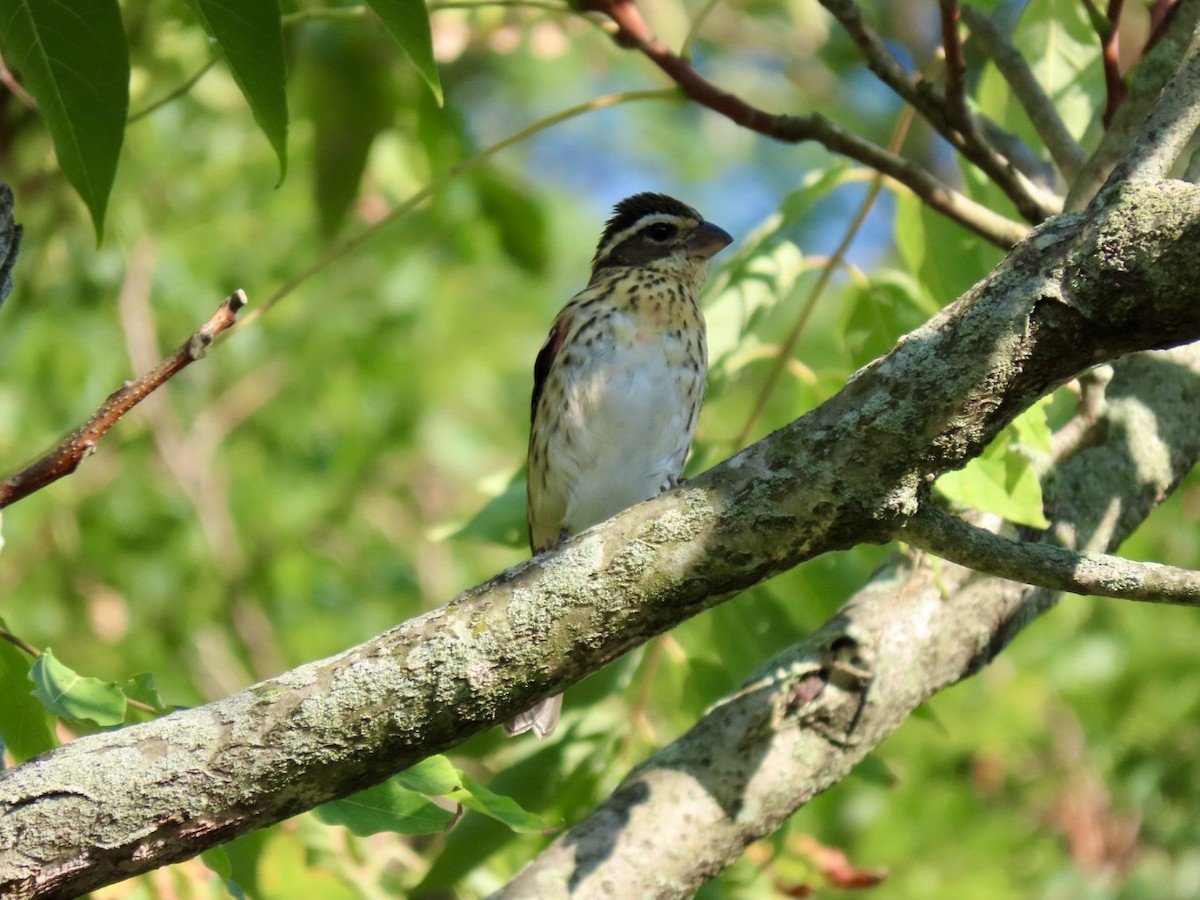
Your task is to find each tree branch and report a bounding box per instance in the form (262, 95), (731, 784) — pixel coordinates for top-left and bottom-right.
(1068, 1), (1200, 209)
(961, 5), (1086, 182)
(816, 0), (1064, 221)
(501, 343), (1200, 895)
(575, 0), (1029, 248)
(1100, 0), (1128, 127)
(902, 504), (1200, 607)
(939, 0), (970, 130)
(3, 172), (1200, 896)
(1105, 20), (1200, 185)
(0, 291), (246, 510)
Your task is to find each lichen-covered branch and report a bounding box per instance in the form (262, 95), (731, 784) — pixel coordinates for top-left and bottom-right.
(500, 344), (1200, 897)
(1068, 2), (1200, 209)
(2, 171), (1200, 897)
(902, 504), (1200, 606)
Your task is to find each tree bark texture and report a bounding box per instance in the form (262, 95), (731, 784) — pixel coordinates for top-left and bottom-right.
(2, 178), (1200, 898)
(500, 344), (1200, 896)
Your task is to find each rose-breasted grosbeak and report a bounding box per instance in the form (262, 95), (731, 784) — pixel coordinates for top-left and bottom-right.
(505, 192), (732, 738)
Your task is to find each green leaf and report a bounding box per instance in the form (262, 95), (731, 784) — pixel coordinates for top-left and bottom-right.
(935, 401), (1051, 528)
(394, 754), (461, 795)
(839, 270), (939, 368)
(449, 772), (553, 833)
(183, 0), (289, 181)
(365, 0), (443, 104)
(475, 169), (549, 274)
(315, 779), (456, 835)
(439, 469), (527, 548)
(893, 188), (1004, 305)
(705, 164), (851, 389)
(301, 19), (397, 238)
(0, 0), (128, 240)
(0, 632), (56, 762)
(124, 672), (165, 711)
(30, 648), (127, 726)
(200, 846), (234, 883)
(975, 0), (1102, 143)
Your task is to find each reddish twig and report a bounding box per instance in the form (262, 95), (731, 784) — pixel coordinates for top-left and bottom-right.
(939, 0), (970, 130)
(1148, 0), (1179, 48)
(817, 0), (1061, 221)
(1101, 0), (1127, 126)
(0, 50), (37, 110)
(576, 0), (1028, 247)
(0, 290), (247, 509)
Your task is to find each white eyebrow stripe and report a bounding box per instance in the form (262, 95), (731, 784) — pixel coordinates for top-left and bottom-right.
(595, 212), (696, 262)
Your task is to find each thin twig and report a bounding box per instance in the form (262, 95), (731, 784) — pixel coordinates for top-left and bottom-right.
(127, 59), (219, 124)
(1101, 0), (1127, 126)
(903, 505), (1200, 607)
(236, 89), (678, 327)
(939, 0), (970, 131)
(961, 6), (1085, 182)
(733, 104), (918, 450)
(0, 50), (36, 109)
(815, 0), (1062, 222)
(0, 626), (41, 658)
(1104, 22), (1200, 185)
(575, 0), (1028, 248)
(0, 291), (247, 509)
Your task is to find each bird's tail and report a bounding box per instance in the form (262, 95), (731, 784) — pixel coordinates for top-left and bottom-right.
(503, 694), (563, 739)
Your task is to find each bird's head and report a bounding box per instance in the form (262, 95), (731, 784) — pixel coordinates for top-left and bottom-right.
(590, 192), (732, 289)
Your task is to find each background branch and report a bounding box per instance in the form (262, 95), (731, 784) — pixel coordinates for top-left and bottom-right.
(816, 0), (1063, 220)
(0, 291), (246, 510)
(3, 175), (1200, 897)
(961, 5), (1086, 182)
(1105, 22), (1200, 185)
(576, 0), (1029, 247)
(503, 342), (1200, 895)
(902, 504), (1200, 606)
(1068, 1), (1200, 208)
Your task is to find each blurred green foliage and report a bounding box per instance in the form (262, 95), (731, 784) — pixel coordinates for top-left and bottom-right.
(0, 0), (1198, 897)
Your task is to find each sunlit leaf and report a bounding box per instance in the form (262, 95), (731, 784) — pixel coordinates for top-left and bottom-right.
(0, 631), (56, 762)
(935, 400), (1051, 528)
(440, 469), (527, 548)
(394, 754), (461, 796)
(30, 648), (126, 726)
(839, 269), (937, 367)
(449, 772), (554, 833)
(0, 0), (128, 240)
(315, 779), (456, 835)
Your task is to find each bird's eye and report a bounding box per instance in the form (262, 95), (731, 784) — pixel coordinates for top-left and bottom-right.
(645, 222), (676, 242)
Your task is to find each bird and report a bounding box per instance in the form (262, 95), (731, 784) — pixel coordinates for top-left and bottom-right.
(504, 192), (733, 738)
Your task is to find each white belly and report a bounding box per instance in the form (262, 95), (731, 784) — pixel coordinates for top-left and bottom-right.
(547, 336), (700, 536)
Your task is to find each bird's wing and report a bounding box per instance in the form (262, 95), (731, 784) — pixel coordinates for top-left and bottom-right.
(527, 307), (573, 553)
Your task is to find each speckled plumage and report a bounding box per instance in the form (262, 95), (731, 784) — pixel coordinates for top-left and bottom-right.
(505, 193), (732, 739)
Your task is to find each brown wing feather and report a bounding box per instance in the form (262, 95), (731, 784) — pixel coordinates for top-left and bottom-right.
(527, 315), (571, 553)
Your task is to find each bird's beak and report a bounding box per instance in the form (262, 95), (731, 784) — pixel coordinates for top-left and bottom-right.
(686, 220), (733, 260)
